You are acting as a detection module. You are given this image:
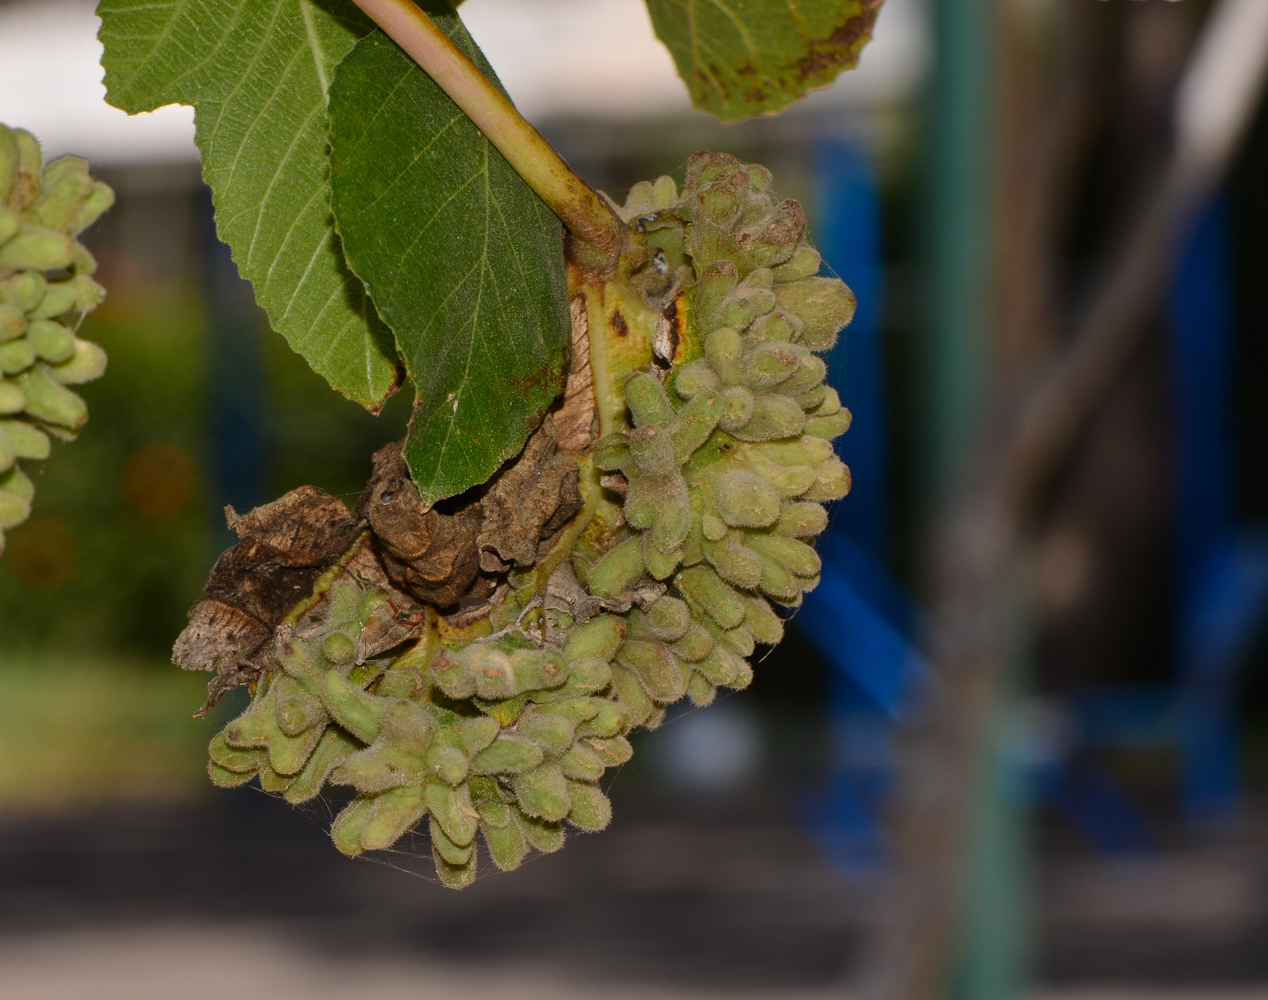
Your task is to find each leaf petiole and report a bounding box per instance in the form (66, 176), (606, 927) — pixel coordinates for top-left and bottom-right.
(350, 0), (627, 270)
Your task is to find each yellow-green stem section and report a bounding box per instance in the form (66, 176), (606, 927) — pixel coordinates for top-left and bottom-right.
(351, 0), (625, 267)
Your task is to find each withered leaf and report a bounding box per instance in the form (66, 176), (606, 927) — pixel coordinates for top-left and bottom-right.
(477, 416), (583, 573)
(173, 486), (360, 710)
(357, 441), (484, 608)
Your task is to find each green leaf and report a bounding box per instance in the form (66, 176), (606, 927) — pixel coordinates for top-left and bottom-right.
(645, 0), (884, 122)
(327, 27), (570, 504)
(97, 0), (402, 411)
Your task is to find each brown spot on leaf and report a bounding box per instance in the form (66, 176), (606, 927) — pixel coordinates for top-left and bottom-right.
(611, 309), (629, 337)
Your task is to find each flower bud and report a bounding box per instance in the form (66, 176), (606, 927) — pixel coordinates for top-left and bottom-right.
(483, 812), (530, 871)
(687, 671), (717, 707)
(322, 671), (382, 743)
(566, 780), (612, 831)
(707, 468), (780, 528)
(0, 339), (34, 375)
(0, 271), (46, 312)
(718, 385), (755, 431)
(426, 781), (478, 846)
(670, 388), (722, 461)
(0, 420), (47, 460)
(676, 564), (746, 629)
(774, 276), (856, 351)
(431, 817), (474, 866)
(772, 245), (821, 282)
(642, 531), (681, 580)
(47, 339), (106, 385)
(703, 532), (762, 589)
(773, 501), (828, 538)
(0, 381), (25, 416)
(743, 595), (784, 645)
(0, 226), (75, 271)
(0, 305), (25, 342)
(16, 366), (86, 429)
(560, 742), (605, 782)
(586, 534), (646, 598)
(513, 762), (571, 821)
(728, 392), (805, 442)
(26, 319), (74, 363)
(804, 456), (852, 501)
(0, 126), (17, 204)
(625, 370), (673, 428)
(0, 207), (18, 246)
(627, 596), (691, 641)
(360, 785), (427, 851)
(672, 358), (718, 399)
(617, 638), (686, 702)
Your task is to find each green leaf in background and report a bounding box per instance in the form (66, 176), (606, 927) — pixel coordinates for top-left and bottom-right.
(97, 0), (402, 412)
(645, 0), (884, 122)
(327, 27), (570, 503)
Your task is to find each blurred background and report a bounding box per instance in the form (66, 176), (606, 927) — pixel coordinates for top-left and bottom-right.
(2, 0), (1268, 997)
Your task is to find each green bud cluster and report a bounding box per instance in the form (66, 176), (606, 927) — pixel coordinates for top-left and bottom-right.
(0, 124), (112, 552)
(211, 573), (634, 887)
(205, 152), (852, 888)
(588, 152), (852, 715)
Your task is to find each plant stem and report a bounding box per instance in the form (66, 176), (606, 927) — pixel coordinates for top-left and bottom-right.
(350, 0), (626, 269)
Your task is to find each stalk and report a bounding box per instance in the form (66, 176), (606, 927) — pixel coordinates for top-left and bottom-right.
(350, 0), (627, 269)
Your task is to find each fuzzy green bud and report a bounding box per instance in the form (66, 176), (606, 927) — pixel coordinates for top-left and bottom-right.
(0, 227), (75, 272)
(774, 501), (828, 537)
(687, 671), (717, 707)
(670, 389), (722, 461)
(0, 381), (24, 415)
(360, 785), (428, 851)
(742, 596), (783, 645)
(472, 734), (543, 775)
(708, 468), (781, 528)
(0, 421), (45, 460)
(563, 613), (626, 662)
(703, 532), (763, 589)
(625, 371), (673, 428)
(0, 126), (17, 204)
(718, 386), (755, 432)
(676, 564), (746, 630)
(627, 596), (691, 641)
(586, 534), (646, 598)
(16, 367), (86, 429)
(0, 207), (18, 246)
(616, 638), (686, 703)
(0, 305), (25, 342)
(728, 393), (805, 442)
(774, 276), (856, 351)
(672, 359), (719, 399)
(0, 340), (34, 375)
(1, 271), (46, 312)
(669, 622), (714, 662)
(642, 531), (682, 580)
(805, 408), (853, 441)
(322, 671), (382, 743)
(513, 762), (571, 821)
(25, 320), (74, 364)
(566, 781), (612, 832)
(804, 456), (852, 501)
(46, 339), (106, 386)
(772, 245), (822, 282)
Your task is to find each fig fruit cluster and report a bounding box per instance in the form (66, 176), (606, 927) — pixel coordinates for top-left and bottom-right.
(0, 124), (112, 552)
